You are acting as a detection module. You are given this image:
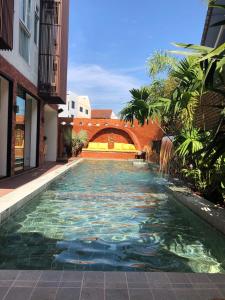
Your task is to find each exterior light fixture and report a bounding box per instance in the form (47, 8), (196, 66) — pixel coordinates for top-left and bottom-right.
(96, 124), (100, 127)
(88, 123), (92, 126)
(105, 123), (108, 126)
(70, 122), (74, 126)
(61, 121), (66, 125)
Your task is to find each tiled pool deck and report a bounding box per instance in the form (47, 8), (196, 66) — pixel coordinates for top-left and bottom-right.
(0, 270), (224, 299)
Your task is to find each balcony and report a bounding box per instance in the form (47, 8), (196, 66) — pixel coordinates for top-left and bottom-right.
(0, 0), (14, 50)
(38, 0), (69, 104)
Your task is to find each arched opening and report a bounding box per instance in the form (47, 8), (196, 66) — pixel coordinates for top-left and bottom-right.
(88, 126), (141, 151)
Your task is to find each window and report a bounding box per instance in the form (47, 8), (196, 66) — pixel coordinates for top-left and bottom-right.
(34, 5), (39, 45)
(71, 114), (74, 118)
(19, 24), (30, 62)
(71, 101), (75, 109)
(19, 0), (31, 62)
(80, 107), (83, 112)
(85, 109), (88, 115)
(19, 0), (31, 30)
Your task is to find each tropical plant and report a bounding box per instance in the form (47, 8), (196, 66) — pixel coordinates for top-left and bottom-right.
(72, 130), (88, 156)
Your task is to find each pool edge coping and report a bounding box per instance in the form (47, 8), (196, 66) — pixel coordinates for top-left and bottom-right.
(165, 182), (225, 236)
(0, 159), (84, 224)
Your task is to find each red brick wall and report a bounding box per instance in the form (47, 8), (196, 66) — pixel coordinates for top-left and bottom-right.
(0, 55), (58, 176)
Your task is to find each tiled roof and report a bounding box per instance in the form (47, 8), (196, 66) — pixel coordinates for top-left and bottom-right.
(91, 109), (112, 119)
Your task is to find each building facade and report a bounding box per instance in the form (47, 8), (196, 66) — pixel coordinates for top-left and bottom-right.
(59, 92), (91, 118)
(0, 0), (69, 178)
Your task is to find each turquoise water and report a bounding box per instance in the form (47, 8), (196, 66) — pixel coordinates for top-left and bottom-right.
(0, 160), (225, 272)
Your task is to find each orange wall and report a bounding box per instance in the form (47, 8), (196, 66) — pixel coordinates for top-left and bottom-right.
(73, 118), (163, 150)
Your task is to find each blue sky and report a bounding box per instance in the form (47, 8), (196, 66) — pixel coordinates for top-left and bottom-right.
(68, 0), (207, 113)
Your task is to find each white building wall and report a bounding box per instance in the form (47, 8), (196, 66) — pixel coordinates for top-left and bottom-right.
(59, 92), (91, 119)
(0, 0), (40, 87)
(0, 77), (9, 177)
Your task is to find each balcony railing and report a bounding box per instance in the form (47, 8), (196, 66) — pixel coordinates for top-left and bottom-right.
(0, 0), (14, 50)
(38, 0), (69, 104)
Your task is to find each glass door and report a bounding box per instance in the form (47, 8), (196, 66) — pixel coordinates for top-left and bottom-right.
(15, 96), (26, 173)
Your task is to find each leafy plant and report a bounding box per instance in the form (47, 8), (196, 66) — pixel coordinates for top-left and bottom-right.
(72, 130), (88, 156)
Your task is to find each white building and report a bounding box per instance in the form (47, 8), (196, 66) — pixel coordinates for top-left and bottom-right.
(59, 92), (91, 118)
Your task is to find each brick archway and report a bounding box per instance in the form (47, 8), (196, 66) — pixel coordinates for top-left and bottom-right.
(89, 126), (141, 150)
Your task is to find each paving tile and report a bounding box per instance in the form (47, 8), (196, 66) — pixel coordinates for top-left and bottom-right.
(146, 272), (169, 284)
(174, 288), (201, 300)
(208, 274), (225, 283)
(61, 271), (83, 282)
(80, 288), (104, 300)
(59, 281), (81, 288)
(129, 288), (154, 300)
(105, 272), (126, 283)
(16, 270), (42, 281)
(83, 272), (104, 283)
(39, 271), (62, 282)
(0, 287), (9, 300)
(0, 281), (13, 287)
(82, 281), (104, 288)
(0, 270), (19, 281)
(127, 281), (149, 289)
(55, 288), (80, 300)
(30, 287), (57, 300)
(105, 272), (127, 289)
(152, 289), (176, 300)
(167, 272), (191, 284)
(4, 287), (33, 300)
(106, 289), (129, 300)
(172, 283), (193, 288)
(13, 280), (36, 287)
(218, 288), (225, 295)
(37, 281), (60, 287)
(126, 272), (147, 282)
(197, 288), (223, 300)
(187, 273), (210, 283)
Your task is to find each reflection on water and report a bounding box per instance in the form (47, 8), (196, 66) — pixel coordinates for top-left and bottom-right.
(0, 160), (225, 272)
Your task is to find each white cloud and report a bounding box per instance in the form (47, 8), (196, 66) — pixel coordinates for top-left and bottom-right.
(67, 64), (143, 112)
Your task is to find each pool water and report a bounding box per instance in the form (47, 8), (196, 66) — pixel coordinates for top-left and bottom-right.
(0, 160), (225, 272)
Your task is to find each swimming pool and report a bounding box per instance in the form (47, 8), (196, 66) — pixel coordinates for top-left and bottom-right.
(0, 160), (225, 272)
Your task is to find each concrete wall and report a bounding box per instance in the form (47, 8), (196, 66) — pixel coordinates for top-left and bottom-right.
(44, 105), (58, 162)
(0, 0), (40, 87)
(0, 77), (9, 177)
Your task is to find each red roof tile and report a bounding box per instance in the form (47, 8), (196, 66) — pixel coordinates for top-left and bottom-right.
(91, 109), (113, 119)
